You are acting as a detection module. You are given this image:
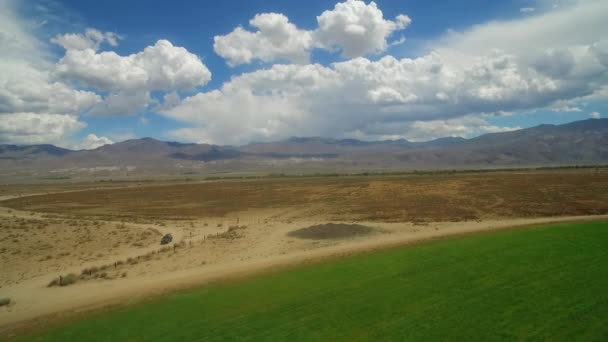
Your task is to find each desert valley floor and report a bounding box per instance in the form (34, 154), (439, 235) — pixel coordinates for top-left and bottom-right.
(1, 169), (608, 336)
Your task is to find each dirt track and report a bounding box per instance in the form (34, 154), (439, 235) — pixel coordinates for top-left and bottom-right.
(1, 208), (606, 336)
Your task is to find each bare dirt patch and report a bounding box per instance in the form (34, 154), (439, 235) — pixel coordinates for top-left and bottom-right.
(288, 223), (374, 240)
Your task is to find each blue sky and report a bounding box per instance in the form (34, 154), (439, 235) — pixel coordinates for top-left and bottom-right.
(1, 0), (606, 148)
(39, 1), (528, 85)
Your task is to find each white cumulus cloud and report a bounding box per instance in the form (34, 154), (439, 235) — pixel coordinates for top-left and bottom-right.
(213, 13), (313, 66)
(2, 0), (608, 148)
(1, 1), (214, 145)
(51, 28), (121, 51)
(88, 91), (153, 117)
(0, 1), (100, 146)
(314, 0), (411, 58)
(54, 39), (211, 92)
(77, 134), (114, 150)
(165, 0), (608, 145)
(0, 113), (86, 146)
(590, 111), (601, 119)
(53, 38), (212, 116)
(213, 0), (411, 66)
(352, 116), (518, 142)
(0, 2), (101, 117)
(0, 65), (100, 115)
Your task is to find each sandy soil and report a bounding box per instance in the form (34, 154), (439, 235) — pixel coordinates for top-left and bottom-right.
(1, 196), (606, 337)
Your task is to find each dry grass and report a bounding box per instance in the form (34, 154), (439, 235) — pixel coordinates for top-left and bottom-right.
(0, 214), (161, 287)
(208, 225), (247, 240)
(48, 273), (78, 287)
(4, 170), (608, 222)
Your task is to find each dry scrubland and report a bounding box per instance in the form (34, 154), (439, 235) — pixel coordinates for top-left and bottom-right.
(5, 170), (608, 221)
(1, 169), (608, 336)
(0, 214), (161, 288)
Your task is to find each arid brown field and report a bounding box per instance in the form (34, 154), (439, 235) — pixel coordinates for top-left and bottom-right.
(4, 170), (608, 222)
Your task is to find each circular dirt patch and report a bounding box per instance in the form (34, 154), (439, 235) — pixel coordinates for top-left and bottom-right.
(287, 223), (374, 240)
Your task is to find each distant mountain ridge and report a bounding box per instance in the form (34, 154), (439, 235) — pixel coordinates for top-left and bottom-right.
(1, 119), (607, 177)
(0, 144), (72, 158)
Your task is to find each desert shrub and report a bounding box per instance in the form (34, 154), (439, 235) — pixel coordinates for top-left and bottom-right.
(61, 273), (78, 286)
(0, 298), (10, 306)
(121, 272), (127, 278)
(81, 266), (100, 276)
(48, 273), (78, 287)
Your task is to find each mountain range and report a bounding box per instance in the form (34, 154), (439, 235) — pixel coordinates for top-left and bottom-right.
(1, 118), (607, 180)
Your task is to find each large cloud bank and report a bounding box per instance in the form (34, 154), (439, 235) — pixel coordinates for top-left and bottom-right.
(1, 0), (607, 147)
(166, 0), (608, 144)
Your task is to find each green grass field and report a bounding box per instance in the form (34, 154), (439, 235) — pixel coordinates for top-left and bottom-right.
(23, 221), (608, 341)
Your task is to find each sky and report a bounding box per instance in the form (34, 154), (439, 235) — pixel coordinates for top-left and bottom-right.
(0, 0), (607, 149)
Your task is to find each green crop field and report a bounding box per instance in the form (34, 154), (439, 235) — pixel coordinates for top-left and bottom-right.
(22, 221), (608, 341)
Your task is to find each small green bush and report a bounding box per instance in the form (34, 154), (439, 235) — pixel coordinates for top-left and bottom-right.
(0, 297), (10, 306)
(61, 273), (78, 286)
